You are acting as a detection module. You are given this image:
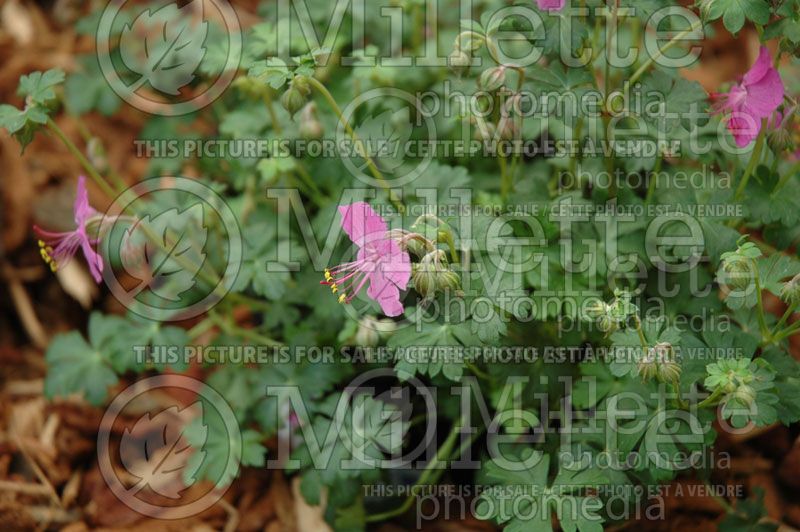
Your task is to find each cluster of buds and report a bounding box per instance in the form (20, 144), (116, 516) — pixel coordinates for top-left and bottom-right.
(584, 289), (639, 334)
(637, 342), (682, 383)
(703, 358), (773, 410)
(281, 75), (311, 117)
(718, 237), (762, 292)
(412, 249), (461, 299)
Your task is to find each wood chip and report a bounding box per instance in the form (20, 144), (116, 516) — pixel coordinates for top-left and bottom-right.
(292, 476), (331, 532)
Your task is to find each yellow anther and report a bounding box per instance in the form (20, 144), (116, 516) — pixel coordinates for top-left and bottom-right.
(50, 262), (58, 272)
(331, 284), (338, 294)
(324, 269), (333, 282)
(38, 240), (45, 248)
(338, 294), (346, 304)
(40, 248), (51, 262)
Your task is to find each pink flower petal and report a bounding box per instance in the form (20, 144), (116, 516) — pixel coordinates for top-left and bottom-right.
(537, 0), (565, 10)
(81, 239), (104, 283)
(728, 113), (760, 148)
(338, 202), (388, 247)
(741, 68), (784, 119)
(742, 47), (773, 86)
(73, 175), (97, 225)
(377, 239), (412, 289)
(367, 280), (404, 317)
(714, 46), (784, 148)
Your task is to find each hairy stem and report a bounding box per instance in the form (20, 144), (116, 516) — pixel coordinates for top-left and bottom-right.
(628, 21), (703, 87)
(734, 124), (766, 201)
(697, 387), (725, 409)
(365, 421), (462, 523)
(47, 119), (118, 199)
(771, 302), (798, 338)
(306, 77), (402, 211)
(752, 259), (770, 339)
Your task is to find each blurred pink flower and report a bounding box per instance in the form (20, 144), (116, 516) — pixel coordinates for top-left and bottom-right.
(34, 175), (103, 282)
(322, 202), (411, 317)
(712, 46), (785, 147)
(537, 0), (565, 11)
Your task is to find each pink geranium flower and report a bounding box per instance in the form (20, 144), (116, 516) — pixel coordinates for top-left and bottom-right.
(322, 202), (411, 317)
(712, 46), (785, 147)
(537, 0), (565, 11)
(34, 175), (104, 283)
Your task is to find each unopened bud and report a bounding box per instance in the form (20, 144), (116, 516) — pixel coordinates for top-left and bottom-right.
(412, 263), (437, 298)
(768, 127), (794, 153)
(780, 274), (800, 306)
(299, 102), (323, 139)
(292, 75), (312, 97)
(658, 361), (682, 383)
(597, 314), (618, 334)
(449, 49), (471, 75)
(637, 349), (659, 381)
(479, 66), (506, 92)
(438, 270), (462, 292)
(455, 31), (484, 52)
(281, 78), (310, 117)
(405, 237), (428, 257)
(721, 258), (755, 292)
(584, 300), (608, 321)
(86, 137), (108, 174)
(355, 320), (380, 347)
(232, 75), (270, 99)
(496, 117), (517, 140)
(732, 384), (756, 407)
